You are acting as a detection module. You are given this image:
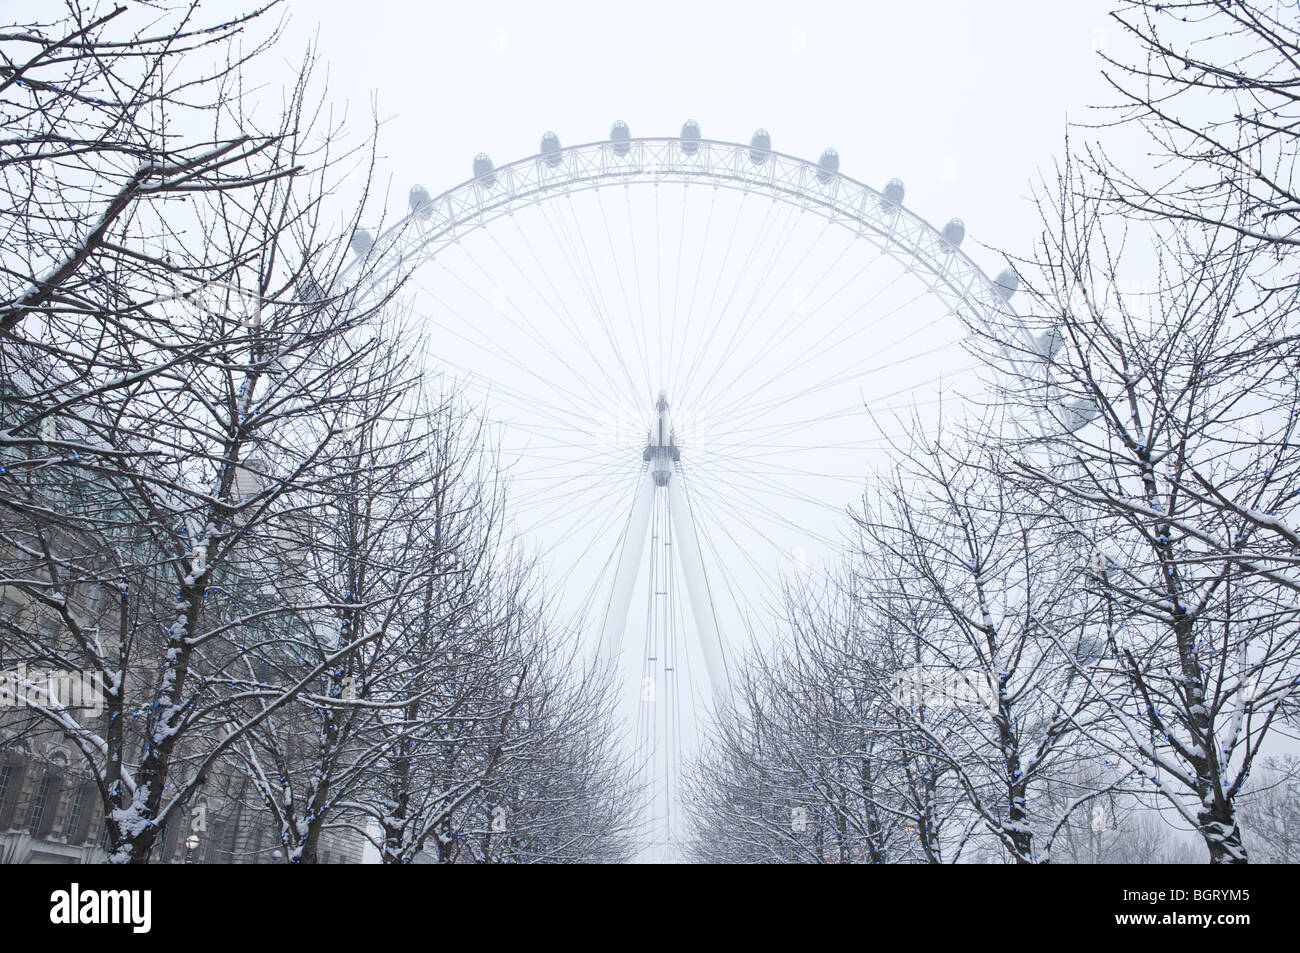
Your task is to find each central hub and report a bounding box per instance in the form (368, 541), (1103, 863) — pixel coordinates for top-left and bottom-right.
(642, 390), (680, 486)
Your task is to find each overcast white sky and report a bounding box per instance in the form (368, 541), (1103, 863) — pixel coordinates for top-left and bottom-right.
(270, 0), (1134, 270)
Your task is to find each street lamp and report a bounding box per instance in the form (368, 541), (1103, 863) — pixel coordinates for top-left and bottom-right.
(185, 834), (200, 863)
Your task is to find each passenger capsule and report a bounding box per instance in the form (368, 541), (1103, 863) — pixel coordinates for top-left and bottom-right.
(1037, 326), (1064, 361)
(350, 229), (373, 258)
(941, 218), (966, 248)
(541, 131), (563, 167)
(816, 148), (839, 183)
(610, 120), (631, 157)
(680, 119), (701, 155)
(409, 184), (432, 218)
(993, 268), (1019, 301)
(298, 275), (325, 304)
(882, 177), (905, 208)
(1063, 397), (1101, 432)
(1074, 631), (1107, 660)
(749, 128), (772, 164)
(473, 153), (497, 188)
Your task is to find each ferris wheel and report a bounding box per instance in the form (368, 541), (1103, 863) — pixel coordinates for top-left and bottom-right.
(338, 121), (1030, 861)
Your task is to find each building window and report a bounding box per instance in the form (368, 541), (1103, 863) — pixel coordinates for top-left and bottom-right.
(36, 613), (59, 641)
(204, 821), (225, 863)
(27, 773), (55, 835)
(162, 814), (181, 861)
(65, 784), (87, 843)
(0, 764), (13, 815)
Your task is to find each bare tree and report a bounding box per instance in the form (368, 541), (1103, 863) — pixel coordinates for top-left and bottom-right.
(971, 157), (1300, 863)
(0, 2), (290, 335)
(1237, 754), (1300, 863)
(227, 346), (447, 864)
(341, 393), (535, 866)
(0, 2), (416, 862)
(1092, 0), (1300, 250)
(685, 571), (954, 865)
(467, 634), (638, 865)
(851, 422), (1118, 864)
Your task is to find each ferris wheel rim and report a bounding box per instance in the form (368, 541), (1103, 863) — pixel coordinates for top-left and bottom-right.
(339, 134), (1033, 360)
(330, 133), (1056, 627)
